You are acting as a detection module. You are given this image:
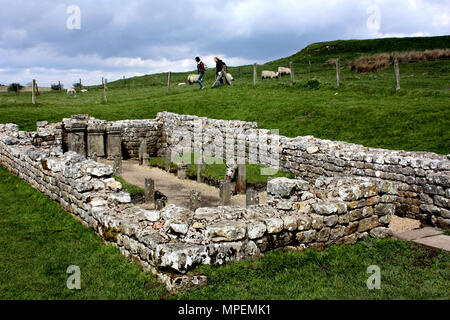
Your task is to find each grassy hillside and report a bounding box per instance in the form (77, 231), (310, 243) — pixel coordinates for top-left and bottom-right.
(0, 36), (449, 155)
(0, 36), (450, 300)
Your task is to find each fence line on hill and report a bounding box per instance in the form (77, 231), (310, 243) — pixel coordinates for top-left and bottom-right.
(0, 59), (409, 104)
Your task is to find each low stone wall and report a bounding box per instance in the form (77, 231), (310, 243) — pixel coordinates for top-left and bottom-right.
(156, 112), (450, 229)
(267, 176), (397, 249)
(0, 122), (400, 291)
(9, 111), (450, 230)
(113, 119), (162, 159)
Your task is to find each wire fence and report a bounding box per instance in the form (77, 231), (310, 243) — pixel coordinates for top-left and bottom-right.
(1, 57), (447, 103)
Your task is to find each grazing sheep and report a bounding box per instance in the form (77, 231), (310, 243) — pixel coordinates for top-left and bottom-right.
(278, 67), (291, 76)
(226, 73), (234, 81)
(80, 89), (88, 92)
(66, 88), (76, 94)
(261, 70), (279, 79)
(187, 74), (202, 85)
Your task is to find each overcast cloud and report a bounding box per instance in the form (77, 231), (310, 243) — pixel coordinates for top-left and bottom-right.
(0, 0), (448, 87)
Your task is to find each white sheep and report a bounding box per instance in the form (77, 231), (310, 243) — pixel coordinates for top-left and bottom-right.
(261, 70), (279, 79)
(226, 73), (234, 81)
(80, 89), (88, 93)
(278, 67), (291, 76)
(187, 74), (202, 85)
(66, 88), (76, 94)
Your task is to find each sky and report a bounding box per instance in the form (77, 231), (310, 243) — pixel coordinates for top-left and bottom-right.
(0, 0), (449, 87)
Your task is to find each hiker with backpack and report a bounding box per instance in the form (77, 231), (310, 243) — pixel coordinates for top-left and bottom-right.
(195, 57), (206, 90)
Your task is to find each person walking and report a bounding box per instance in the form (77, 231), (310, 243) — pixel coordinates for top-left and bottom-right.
(212, 57), (226, 88)
(195, 57), (206, 90)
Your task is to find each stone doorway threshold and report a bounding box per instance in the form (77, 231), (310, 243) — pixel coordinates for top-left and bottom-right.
(393, 225), (450, 252)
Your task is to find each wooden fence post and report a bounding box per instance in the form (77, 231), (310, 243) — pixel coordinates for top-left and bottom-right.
(79, 78), (82, 89)
(167, 72), (171, 93)
(290, 61), (294, 86)
(336, 58), (340, 87)
(238, 67), (241, 79)
(253, 63), (257, 85)
(31, 79), (36, 105)
(394, 58), (400, 91)
(103, 78), (108, 102)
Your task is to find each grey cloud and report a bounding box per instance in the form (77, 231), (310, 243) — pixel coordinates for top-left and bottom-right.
(0, 0), (448, 86)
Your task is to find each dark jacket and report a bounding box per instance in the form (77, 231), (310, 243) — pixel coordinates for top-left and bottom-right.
(197, 62), (205, 74)
(215, 59), (226, 74)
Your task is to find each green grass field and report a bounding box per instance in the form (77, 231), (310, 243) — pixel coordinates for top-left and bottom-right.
(1, 36), (450, 300)
(1, 36), (449, 154)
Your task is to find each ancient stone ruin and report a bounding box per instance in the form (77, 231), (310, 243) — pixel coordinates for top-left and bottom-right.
(0, 112), (448, 291)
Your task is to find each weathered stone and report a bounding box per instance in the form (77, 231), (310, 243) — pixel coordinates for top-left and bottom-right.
(219, 180), (231, 206)
(313, 201), (338, 215)
(67, 122), (87, 157)
(265, 218), (284, 234)
(247, 221), (267, 239)
(375, 203), (395, 216)
(338, 185), (362, 201)
(106, 126), (122, 159)
(343, 233), (358, 245)
(161, 205), (191, 221)
(207, 221), (247, 242)
(106, 179), (122, 191)
(310, 214), (324, 229)
(194, 207), (221, 222)
(189, 190), (202, 212)
(358, 216), (379, 232)
(145, 178), (155, 204)
(87, 124), (105, 157)
(142, 210), (160, 222)
(297, 214), (312, 231)
(316, 227), (331, 242)
(369, 227), (393, 238)
(85, 162), (113, 177)
(267, 177), (309, 197)
(170, 223), (189, 235)
(323, 215), (338, 227)
(107, 192), (131, 204)
(282, 216), (298, 231)
(296, 230), (316, 244)
(330, 225), (346, 240)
